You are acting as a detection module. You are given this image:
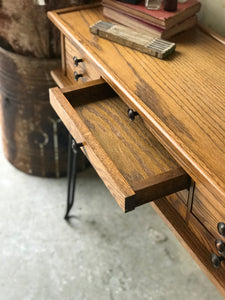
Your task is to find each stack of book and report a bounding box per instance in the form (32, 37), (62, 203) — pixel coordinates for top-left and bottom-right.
(102, 0), (201, 39)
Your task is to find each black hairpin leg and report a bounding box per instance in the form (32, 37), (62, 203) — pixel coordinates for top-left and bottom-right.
(64, 134), (83, 220)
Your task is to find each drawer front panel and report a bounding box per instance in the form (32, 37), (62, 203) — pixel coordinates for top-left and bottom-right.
(80, 141), (136, 210)
(65, 37), (100, 84)
(192, 183), (225, 240)
(49, 79), (190, 212)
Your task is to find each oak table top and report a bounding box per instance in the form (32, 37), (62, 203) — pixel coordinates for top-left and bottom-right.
(48, 5), (225, 202)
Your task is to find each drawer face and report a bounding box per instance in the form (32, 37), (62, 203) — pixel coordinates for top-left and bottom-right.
(192, 183), (225, 239)
(64, 37), (100, 83)
(49, 79), (190, 212)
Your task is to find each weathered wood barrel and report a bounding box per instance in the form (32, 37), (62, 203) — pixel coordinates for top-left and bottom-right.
(0, 45), (69, 177)
(0, 0), (86, 58)
(0, 0), (90, 176)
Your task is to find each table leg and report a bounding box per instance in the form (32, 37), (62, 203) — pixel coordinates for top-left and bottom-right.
(65, 133), (82, 220)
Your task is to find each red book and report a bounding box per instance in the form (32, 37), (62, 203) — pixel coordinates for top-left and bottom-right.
(102, 0), (201, 29)
(103, 6), (197, 39)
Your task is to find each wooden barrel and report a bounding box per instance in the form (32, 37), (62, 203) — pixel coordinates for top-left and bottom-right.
(0, 46), (69, 177)
(0, 0), (91, 58)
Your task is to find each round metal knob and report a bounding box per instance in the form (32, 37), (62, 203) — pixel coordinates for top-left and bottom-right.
(215, 239), (225, 255)
(217, 222), (225, 237)
(128, 108), (139, 121)
(211, 253), (225, 269)
(73, 56), (83, 66)
(74, 71), (83, 82)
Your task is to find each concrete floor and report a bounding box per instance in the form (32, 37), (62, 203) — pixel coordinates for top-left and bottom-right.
(0, 138), (223, 300)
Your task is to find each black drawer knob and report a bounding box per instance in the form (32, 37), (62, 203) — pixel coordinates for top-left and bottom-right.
(217, 222), (225, 237)
(211, 253), (225, 269)
(73, 56), (83, 66)
(128, 108), (139, 121)
(215, 239), (225, 255)
(74, 71), (83, 82)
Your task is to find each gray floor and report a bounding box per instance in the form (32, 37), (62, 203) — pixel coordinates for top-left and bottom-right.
(0, 137), (223, 300)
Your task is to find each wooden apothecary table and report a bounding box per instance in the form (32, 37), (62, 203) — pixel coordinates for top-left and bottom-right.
(48, 4), (225, 296)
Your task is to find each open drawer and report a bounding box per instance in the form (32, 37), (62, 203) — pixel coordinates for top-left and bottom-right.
(49, 78), (190, 212)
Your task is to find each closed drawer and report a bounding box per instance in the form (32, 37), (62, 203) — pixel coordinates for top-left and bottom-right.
(64, 37), (100, 83)
(192, 184), (225, 239)
(49, 78), (190, 212)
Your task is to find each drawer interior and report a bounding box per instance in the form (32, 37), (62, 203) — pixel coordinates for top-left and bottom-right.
(50, 79), (190, 212)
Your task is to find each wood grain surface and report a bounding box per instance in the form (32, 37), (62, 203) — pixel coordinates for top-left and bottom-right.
(50, 79), (189, 211)
(48, 5), (225, 295)
(48, 6), (225, 203)
(51, 69), (75, 88)
(166, 191), (188, 220)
